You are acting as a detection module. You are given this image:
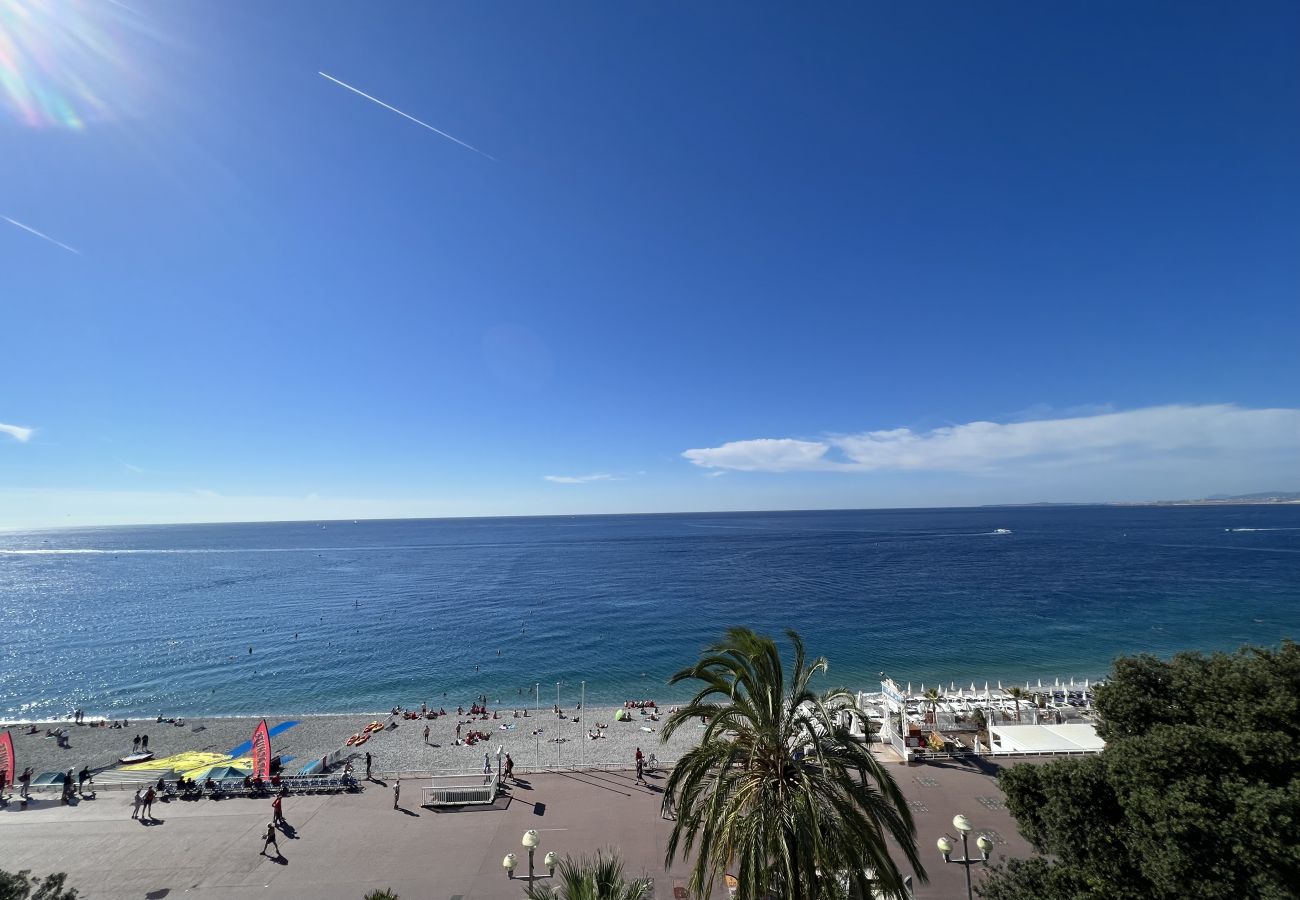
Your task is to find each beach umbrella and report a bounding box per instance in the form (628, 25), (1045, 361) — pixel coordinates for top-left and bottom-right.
(970, 682), (976, 692)
(906, 682), (913, 697)
(949, 681), (956, 692)
(997, 680), (1003, 690)
(1037, 678), (1042, 688)
(1084, 678), (1090, 689)
(1055, 677), (1061, 687)
(1070, 677), (1075, 688)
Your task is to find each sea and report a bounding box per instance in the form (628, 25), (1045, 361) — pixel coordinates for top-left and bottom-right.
(1, 506), (1297, 720)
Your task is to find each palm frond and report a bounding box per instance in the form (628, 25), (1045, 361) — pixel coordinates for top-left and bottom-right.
(661, 628), (927, 900)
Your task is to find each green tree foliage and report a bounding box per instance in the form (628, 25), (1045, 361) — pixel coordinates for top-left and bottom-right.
(661, 627), (925, 900)
(1004, 686), (1026, 721)
(524, 850), (652, 900)
(921, 687), (942, 727)
(0, 870), (78, 900)
(362, 891), (400, 900)
(979, 642), (1300, 900)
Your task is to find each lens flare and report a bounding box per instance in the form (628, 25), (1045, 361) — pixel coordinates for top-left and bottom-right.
(0, 0), (143, 129)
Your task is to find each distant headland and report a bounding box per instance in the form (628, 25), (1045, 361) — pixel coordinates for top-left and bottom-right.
(984, 491), (1300, 508)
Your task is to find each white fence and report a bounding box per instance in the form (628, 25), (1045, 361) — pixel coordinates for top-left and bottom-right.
(421, 774), (498, 806)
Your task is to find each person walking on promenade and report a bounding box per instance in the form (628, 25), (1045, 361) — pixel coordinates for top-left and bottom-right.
(636, 755), (645, 785)
(504, 753), (514, 782)
(142, 734), (149, 751)
(143, 786), (155, 819)
(393, 778), (401, 809)
(132, 735), (141, 752)
(483, 752), (492, 785)
(365, 752), (372, 780)
(423, 724), (430, 745)
(19, 767), (33, 800)
(131, 789), (143, 819)
(78, 766), (90, 794)
(272, 792), (285, 825)
(261, 822), (280, 857)
(0, 768), (7, 799)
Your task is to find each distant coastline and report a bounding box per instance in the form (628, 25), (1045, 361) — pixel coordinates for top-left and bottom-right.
(984, 491), (1300, 508)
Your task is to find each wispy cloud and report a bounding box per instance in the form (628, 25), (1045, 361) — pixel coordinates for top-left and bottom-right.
(683, 404), (1300, 474)
(2, 216), (79, 254)
(123, 462), (144, 473)
(318, 72), (496, 161)
(0, 422), (34, 442)
(544, 473), (617, 484)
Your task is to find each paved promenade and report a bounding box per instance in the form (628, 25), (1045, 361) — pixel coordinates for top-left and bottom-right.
(1, 757), (1032, 899)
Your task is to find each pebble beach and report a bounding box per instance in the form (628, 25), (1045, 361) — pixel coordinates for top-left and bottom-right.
(5, 705), (703, 782)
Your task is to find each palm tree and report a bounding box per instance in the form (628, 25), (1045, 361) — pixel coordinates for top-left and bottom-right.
(524, 850), (653, 900)
(921, 687), (943, 728)
(661, 627), (926, 900)
(1007, 686), (1026, 722)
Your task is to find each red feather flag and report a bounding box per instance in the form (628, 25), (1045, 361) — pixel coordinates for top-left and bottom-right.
(251, 719), (271, 778)
(0, 731), (13, 787)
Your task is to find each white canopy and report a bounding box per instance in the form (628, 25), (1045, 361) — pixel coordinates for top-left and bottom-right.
(986, 723), (1105, 755)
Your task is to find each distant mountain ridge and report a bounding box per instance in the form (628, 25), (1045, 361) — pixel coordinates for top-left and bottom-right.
(1206, 491), (1300, 501)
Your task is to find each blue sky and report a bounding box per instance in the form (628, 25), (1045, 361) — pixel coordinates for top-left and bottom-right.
(2, 1), (1298, 528)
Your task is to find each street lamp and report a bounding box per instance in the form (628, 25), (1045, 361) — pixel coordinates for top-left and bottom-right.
(937, 814), (991, 900)
(503, 853), (518, 879)
(544, 851), (559, 876)
(522, 829), (540, 881)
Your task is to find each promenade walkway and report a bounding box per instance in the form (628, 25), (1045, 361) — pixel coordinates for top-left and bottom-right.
(0, 758), (1031, 899)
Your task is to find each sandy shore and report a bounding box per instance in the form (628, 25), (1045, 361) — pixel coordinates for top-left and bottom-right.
(4, 705), (701, 780)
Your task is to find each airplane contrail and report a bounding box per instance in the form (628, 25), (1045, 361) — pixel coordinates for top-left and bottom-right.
(318, 72), (496, 161)
(2, 216), (80, 254)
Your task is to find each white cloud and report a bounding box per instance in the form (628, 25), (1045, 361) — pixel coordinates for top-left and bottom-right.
(123, 462), (144, 473)
(1, 422), (34, 442)
(683, 404), (1300, 474)
(543, 473), (617, 484)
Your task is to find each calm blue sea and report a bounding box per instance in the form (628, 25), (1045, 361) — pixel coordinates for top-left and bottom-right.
(2, 506), (1298, 719)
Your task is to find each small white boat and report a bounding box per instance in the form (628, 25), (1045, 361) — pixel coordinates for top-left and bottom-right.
(118, 752), (154, 765)
(993, 528), (1012, 535)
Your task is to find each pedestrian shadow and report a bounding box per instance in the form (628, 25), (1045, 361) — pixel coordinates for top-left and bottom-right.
(141, 817), (166, 826)
(397, 807), (420, 817)
(277, 822), (298, 838)
(269, 853), (288, 866)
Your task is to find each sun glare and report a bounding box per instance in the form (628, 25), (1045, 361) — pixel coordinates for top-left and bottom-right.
(0, 0), (145, 129)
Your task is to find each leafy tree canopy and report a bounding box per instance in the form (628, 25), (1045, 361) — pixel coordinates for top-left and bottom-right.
(0, 870), (78, 900)
(979, 642), (1300, 900)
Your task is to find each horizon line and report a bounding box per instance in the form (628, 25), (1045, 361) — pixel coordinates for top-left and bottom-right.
(3, 496), (1296, 533)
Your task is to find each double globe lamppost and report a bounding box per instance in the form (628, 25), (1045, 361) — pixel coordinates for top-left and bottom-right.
(937, 814), (993, 900)
(503, 829), (559, 881)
